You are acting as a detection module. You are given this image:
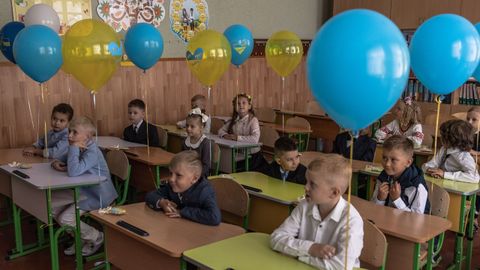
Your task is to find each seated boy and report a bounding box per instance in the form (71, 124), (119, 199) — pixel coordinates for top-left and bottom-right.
(23, 103), (74, 159)
(177, 94), (211, 133)
(51, 116), (118, 256)
(263, 136), (306, 184)
(372, 135), (430, 214)
(271, 154), (364, 269)
(145, 150), (221, 226)
(123, 99), (159, 147)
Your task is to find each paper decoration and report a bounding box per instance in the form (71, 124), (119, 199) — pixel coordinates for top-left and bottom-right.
(97, 0), (166, 32)
(169, 0), (208, 43)
(11, 0), (92, 35)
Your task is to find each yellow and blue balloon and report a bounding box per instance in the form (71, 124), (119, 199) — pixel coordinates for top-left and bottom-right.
(224, 24), (253, 67)
(124, 23), (164, 71)
(0, 22), (25, 64)
(265, 31), (303, 77)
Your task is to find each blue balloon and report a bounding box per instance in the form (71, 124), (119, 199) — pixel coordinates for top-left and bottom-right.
(13, 25), (62, 83)
(224, 24), (253, 67)
(411, 14), (480, 95)
(307, 9), (410, 132)
(124, 23), (163, 70)
(471, 22), (480, 82)
(0, 22), (25, 64)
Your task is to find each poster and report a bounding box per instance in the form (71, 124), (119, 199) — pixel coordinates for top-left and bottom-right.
(97, 0), (166, 32)
(12, 0), (92, 35)
(169, 0), (208, 43)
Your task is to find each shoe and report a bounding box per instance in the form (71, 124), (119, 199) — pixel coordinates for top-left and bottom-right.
(82, 232), (104, 256)
(63, 240), (84, 256)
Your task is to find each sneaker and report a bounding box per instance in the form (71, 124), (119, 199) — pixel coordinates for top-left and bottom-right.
(82, 232), (104, 256)
(63, 240), (84, 256)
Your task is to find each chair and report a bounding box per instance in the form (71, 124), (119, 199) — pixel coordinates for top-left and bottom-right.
(157, 127), (168, 149)
(299, 151), (324, 168)
(424, 113), (454, 127)
(422, 125), (435, 149)
(211, 117), (224, 135)
(286, 116), (311, 151)
(106, 150), (132, 206)
(259, 126), (280, 160)
(210, 142), (221, 176)
(355, 219), (388, 270)
(210, 177), (249, 229)
(452, 112), (467, 121)
(255, 107), (276, 123)
(305, 100), (325, 115)
(373, 145), (383, 164)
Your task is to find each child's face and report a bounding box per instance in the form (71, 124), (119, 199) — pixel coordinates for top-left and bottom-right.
(68, 125), (91, 145)
(305, 170), (337, 205)
(128, 106), (145, 125)
(191, 99), (206, 111)
(381, 148), (412, 178)
(168, 163), (198, 193)
(185, 118), (203, 138)
(236, 97), (251, 117)
(393, 105), (403, 120)
(467, 111), (480, 131)
(51, 112), (70, 132)
(275, 150), (301, 172)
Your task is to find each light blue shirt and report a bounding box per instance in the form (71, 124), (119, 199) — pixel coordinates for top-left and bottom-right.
(33, 128), (69, 159)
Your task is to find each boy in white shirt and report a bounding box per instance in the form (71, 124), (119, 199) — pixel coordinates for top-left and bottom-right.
(270, 154), (363, 270)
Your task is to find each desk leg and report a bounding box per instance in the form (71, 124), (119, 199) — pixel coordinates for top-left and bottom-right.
(413, 243), (420, 270)
(155, 166), (160, 188)
(245, 148), (250, 172)
(450, 195), (467, 270)
(46, 188), (60, 270)
(465, 194), (476, 269)
(73, 187), (84, 270)
(351, 173), (358, 196)
(231, 148), (237, 173)
(426, 238), (434, 270)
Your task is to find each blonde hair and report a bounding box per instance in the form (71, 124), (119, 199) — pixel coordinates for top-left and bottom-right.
(308, 154), (351, 193)
(69, 116), (96, 137)
(169, 150), (203, 177)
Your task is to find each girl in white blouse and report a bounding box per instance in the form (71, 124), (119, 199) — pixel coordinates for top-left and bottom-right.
(423, 119), (479, 183)
(375, 97), (424, 147)
(218, 93), (266, 171)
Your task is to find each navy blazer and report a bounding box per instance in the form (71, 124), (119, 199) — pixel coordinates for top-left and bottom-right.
(145, 177), (221, 226)
(333, 131), (376, 162)
(123, 121), (160, 147)
(263, 161), (307, 185)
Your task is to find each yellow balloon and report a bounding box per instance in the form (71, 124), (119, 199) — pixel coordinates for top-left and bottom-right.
(62, 19), (122, 92)
(186, 30), (231, 87)
(265, 31), (303, 77)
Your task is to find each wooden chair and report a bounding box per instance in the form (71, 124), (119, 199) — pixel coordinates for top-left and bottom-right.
(259, 126), (279, 160)
(211, 117), (224, 135)
(373, 145), (383, 164)
(299, 151), (324, 168)
(451, 112), (467, 121)
(157, 127), (168, 149)
(305, 100), (325, 115)
(286, 116), (311, 151)
(255, 107), (276, 123)
(356, 219), (388, 270)
(424, 113), (454, 126)
(106, 150), (132, 206)
(210, 142), (221, 176)
(422, 124), (435, 149)
(210, 177), (249, 229)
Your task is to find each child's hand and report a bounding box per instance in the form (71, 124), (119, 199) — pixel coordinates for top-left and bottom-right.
(51, 160), (67, 172)
(23, 147), (41, 157)
(427, 168), (444, 178)
(223, 134), (238, 141)
(159, 199), (178, 213)
(377, 182), (389, 201)
(308, 243), (336, 260)
(389, 182), (401, 200)
(72, 140), (87, 149)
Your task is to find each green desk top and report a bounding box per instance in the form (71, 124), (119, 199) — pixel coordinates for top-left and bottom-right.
(211, 172), (305, 205)
(159, 124), (187, 137)
(361, 167), (480, 196)
(183, 233), (317, 270)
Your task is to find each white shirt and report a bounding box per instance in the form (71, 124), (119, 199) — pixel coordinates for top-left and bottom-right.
(422, 147), (480, 183)
(371, 179), (428, 214)
(217, 114), (261, 154)
(133, 120), (143, 133)
(375, 120), (424, 147)
(270, 198), (363, 270)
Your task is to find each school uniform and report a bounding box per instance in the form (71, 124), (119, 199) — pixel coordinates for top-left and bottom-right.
(33, 128), (69, 159)
(145, 177), (221, 226)
(375, 120), (424, 147)
(182, 135), (211, 178)
(123, 119), (160, 147)
(372, 164), (430, 214)
(263, 161), (307, 185)
(270, 198), (363, 270)
(333, 131), (376, 162)
(422, 147), (480, 183)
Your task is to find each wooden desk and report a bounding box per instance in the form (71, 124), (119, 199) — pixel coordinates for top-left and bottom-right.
(184, 232), (316, 270)
(350, 196), (451, 270)
(158, 125), (186, 153)
(96, 136), (146, 149)
(0, 163), (106, 270)
(212, 172), (304, 233)
(90, 202), (244, 270)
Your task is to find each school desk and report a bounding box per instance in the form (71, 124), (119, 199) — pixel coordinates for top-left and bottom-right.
(96, 136), (147, 149)
(350, 196), (451, 270)
(211, 171), (304, 233)
(0, 148), (49, 260)
(157, 125), (186, 153)
(90, 202), (245, 270)
(360, 166), (480, 270)
(183, 232), (317, 270)
(0, 163), (106, 270)
(259, 122), (313, 151)
(350, 159), (380, 197)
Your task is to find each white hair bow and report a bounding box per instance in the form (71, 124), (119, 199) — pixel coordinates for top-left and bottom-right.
(189, 108), (209, 123)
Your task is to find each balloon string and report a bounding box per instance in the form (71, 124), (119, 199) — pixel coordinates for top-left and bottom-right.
(433, 96), (442, 159)
(236, 66), (240, 113)
(67, 74), (72, 105)
(281, 76), (285, 132)
(91, 92), (102, 189)
(345, 131), (354, 270)
(143, 70), (150, 156)
(40, 84), (49, 158)
(26, 86), (36, 142)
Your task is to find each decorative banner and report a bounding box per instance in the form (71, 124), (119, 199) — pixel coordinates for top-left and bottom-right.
(169, 0), (209, 43)
(97, 0), (165, 32)
(12, 0), (91, 35)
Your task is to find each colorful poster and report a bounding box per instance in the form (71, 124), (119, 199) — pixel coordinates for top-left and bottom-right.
(97, 0), (166, 32)
(12, 0), (92, 35)
(169, 0), (208, 43)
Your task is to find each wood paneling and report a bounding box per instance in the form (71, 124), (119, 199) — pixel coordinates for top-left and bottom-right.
(461, 0), (480, 23)
(0, 57), (313, 148)
(333, 0), (392, 17)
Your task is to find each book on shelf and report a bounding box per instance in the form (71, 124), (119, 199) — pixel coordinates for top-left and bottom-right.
(458, 82), (480, 105)
(402, 79), (451, 104)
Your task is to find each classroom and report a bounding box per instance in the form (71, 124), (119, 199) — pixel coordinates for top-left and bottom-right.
(1, 0), (480, 269)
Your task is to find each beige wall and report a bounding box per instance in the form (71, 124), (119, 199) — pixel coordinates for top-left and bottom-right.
(0, 0), (326, 59)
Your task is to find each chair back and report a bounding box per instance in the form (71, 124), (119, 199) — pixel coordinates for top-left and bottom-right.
(211, 142), (221, 175)
(306, 100), (325, 115)
(424, 113), (454, 126)
(157, 127), (168, 149)
(211, 117), (224, 135)
(299, 151), (325, 167)
(422, 125), (435, 149)
(256, 107), (277, 123)
(427, 182), (450, 218)
(286, 116), (310, 129)
(360, 219), (388, 269)
(210, 177), (249, 228)
(106, 150), (130, 181)
(452, 112), (467, 121)
(373, 145), (384, 164)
